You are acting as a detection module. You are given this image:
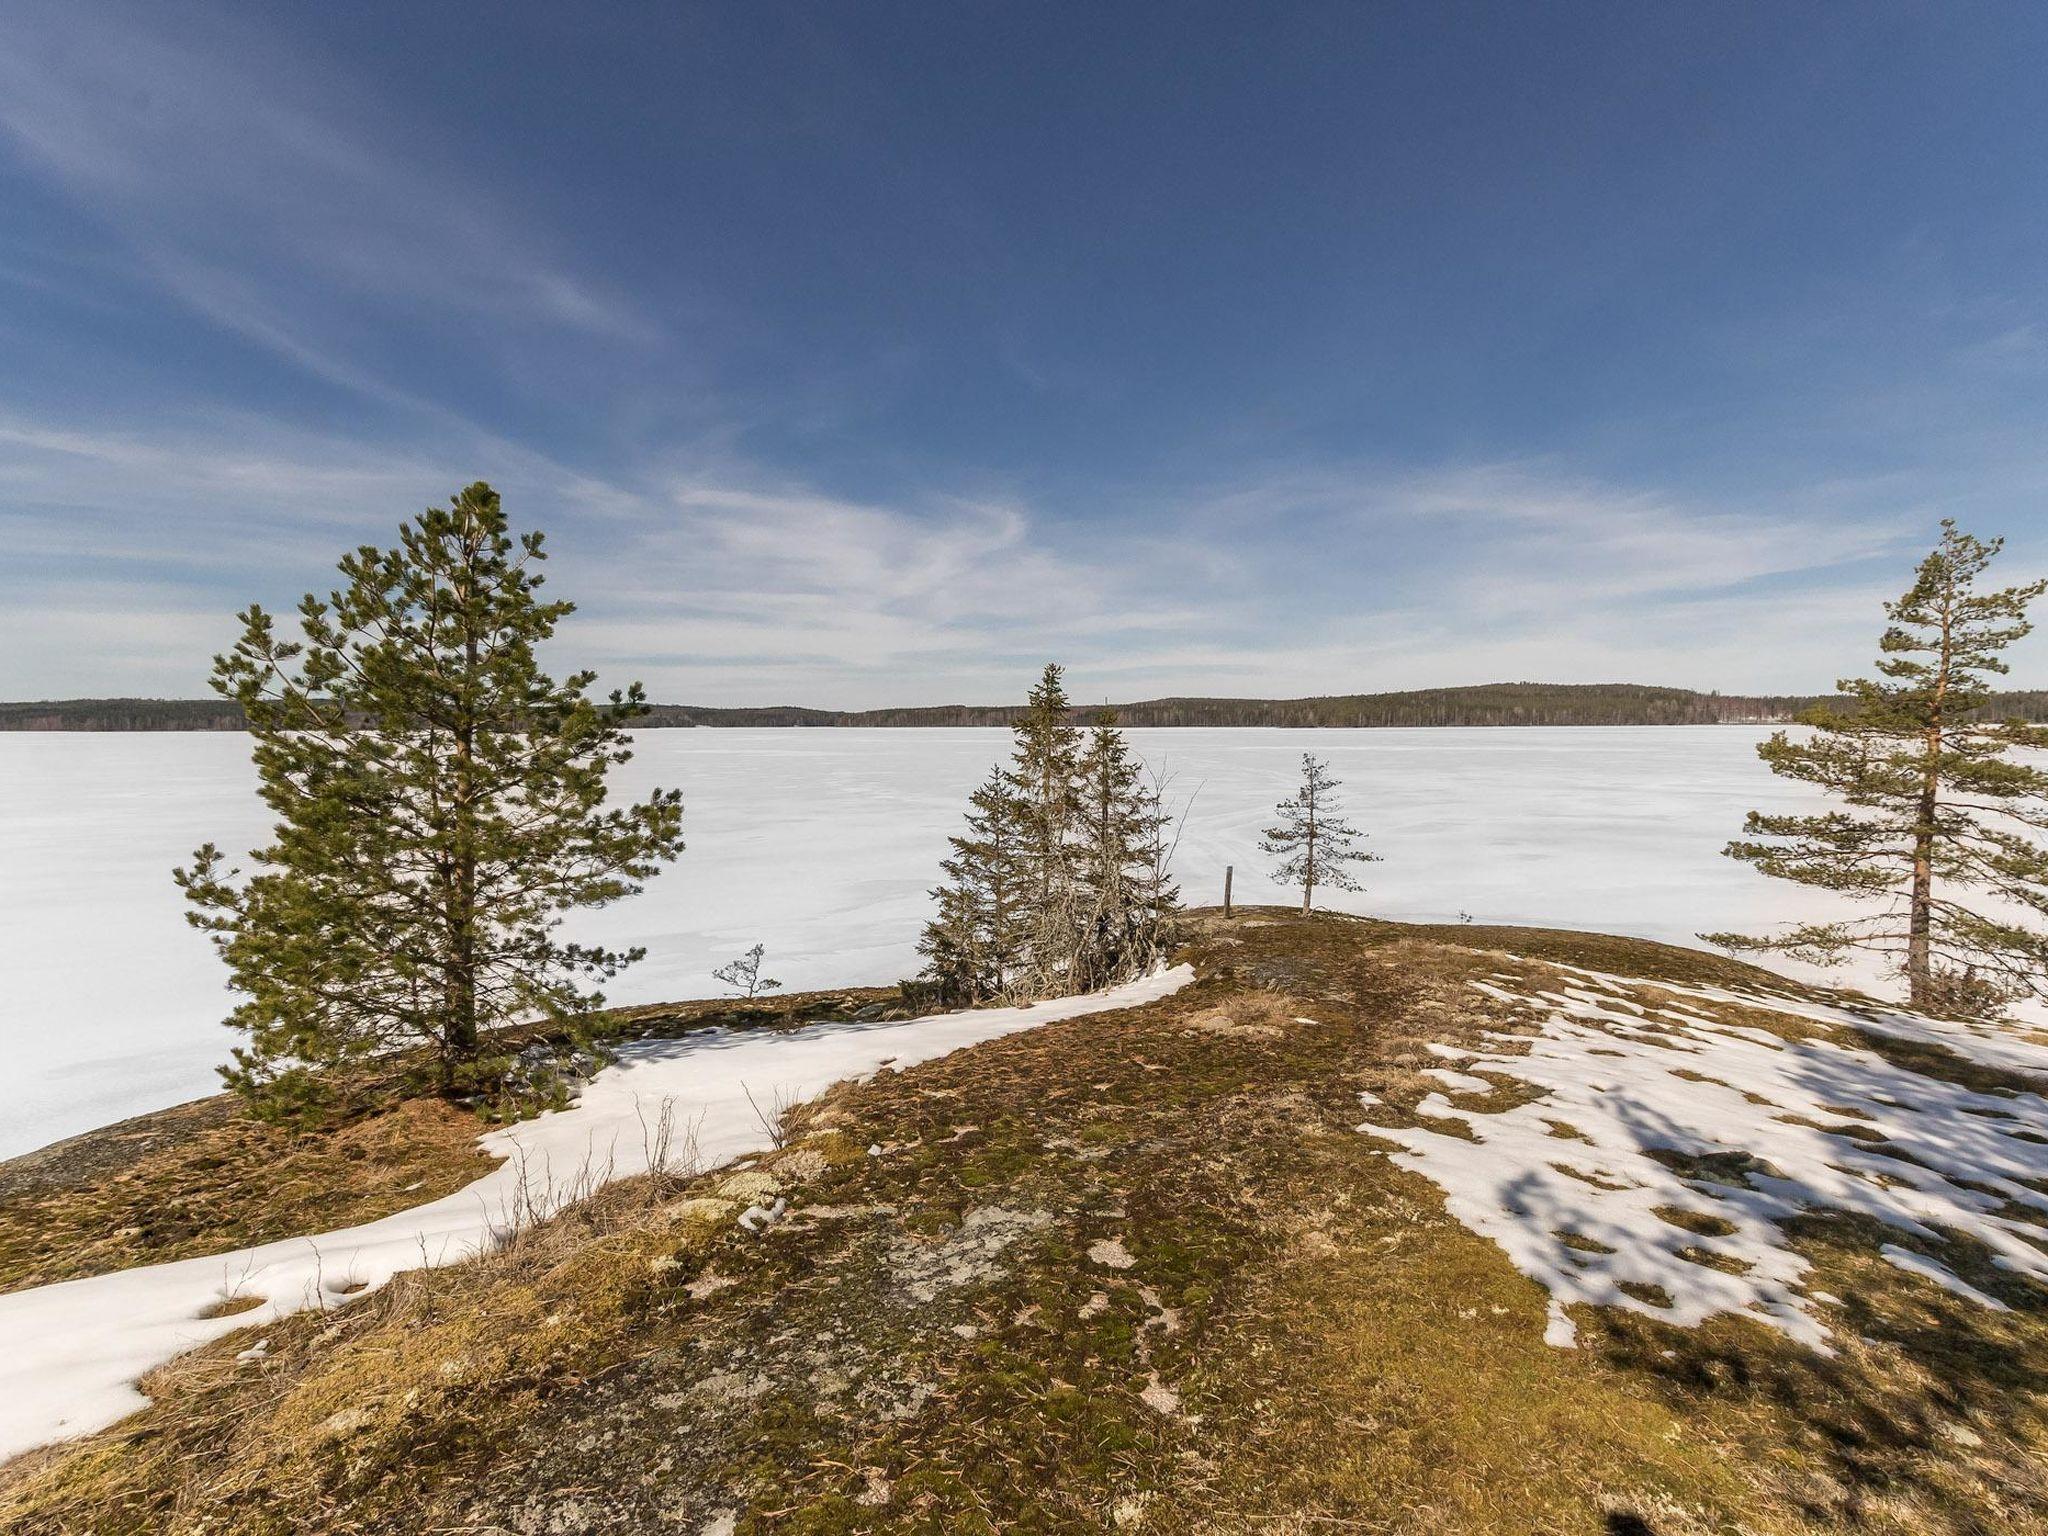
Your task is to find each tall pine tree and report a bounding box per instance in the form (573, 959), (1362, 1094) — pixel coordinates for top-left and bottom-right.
(1705, 521), (2048, 1014)
(175, 483), (685, 1120)
(1262, 753), (1376, 915)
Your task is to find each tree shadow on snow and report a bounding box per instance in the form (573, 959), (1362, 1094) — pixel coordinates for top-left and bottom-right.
(1561, 1077), (2048, 1521)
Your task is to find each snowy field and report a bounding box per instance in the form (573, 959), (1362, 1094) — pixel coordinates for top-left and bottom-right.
(0, 725), (1858, 1160)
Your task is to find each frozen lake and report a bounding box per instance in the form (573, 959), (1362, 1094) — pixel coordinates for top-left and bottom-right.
(0, 726), (1856, 1160)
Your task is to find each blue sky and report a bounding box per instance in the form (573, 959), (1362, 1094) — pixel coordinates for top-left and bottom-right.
(3, 1), (2046, 705)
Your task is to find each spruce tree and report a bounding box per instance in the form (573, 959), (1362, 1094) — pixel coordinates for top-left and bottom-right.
(917, 883), (991, 1005)
(174, 483), (685, 1121)
(1075, 710), (1179, 985)
(1705, 521), (2048, 1014)
(1262, 753), (1376, 915)
(917, 769), (1027, 1002)
(1005, 662), (1086, 988)
(920, 669), (1180, 1004)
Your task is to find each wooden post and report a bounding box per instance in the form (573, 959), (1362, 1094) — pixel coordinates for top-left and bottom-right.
(1223, 864), (1233, 917)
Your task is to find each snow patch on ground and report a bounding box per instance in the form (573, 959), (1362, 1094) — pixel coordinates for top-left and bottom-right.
(1423, 1067), (1497, 1095)
(1623, 965), (2048, 1083)
(1360, 971), (2048, 1350)
(0, 965), (1193, 1463)
(1880, 1243), (2012, 1311)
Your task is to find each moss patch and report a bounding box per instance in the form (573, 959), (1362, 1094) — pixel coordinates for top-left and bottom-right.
(5, 912), (2046, 1534)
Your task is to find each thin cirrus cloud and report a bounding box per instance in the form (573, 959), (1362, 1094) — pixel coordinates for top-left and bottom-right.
(537, 461), (1952, 708)
(0, 580), (237, 699)
(0, 0), (648, 406)
(1183, 460), (1912, 601)
(0, 408), (1199, 700)
(2, 3), (2042, 706)
(1385, 464), (1907, 595)
(0, 400), (2011, 704)
(554, 481), (1210, 695)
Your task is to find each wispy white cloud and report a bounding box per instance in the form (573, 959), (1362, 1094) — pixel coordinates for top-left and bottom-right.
(549, 455), (2028, 706)
(1958, 321), (2048, 375)
(1026, 454), (2048, 704)
(0, 0), (649, 406)
(0, 417), (435, 507)
(549, 477), (1205, 702)
(0, 409), (1192, 699)
(1062, 583), (1896, 696)
(2, 396), (2039, 705)
(1390, 461), (1904, 593)
(1181, 457), (1915, 606)
(0, 414), (480, 584)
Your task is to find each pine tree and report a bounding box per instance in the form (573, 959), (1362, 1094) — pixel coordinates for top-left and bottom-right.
(1705, 521), (2048, 1014)
(174, 483), (685, 1121)
(1262, 753), (1377, 915)
(712, 944), (781, 999)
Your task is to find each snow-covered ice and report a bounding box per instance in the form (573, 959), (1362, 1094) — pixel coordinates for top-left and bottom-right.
(1359, 970), (2048, 1349)
(1, 725), (1864, 1158)
(0, 964), (1192, 1462)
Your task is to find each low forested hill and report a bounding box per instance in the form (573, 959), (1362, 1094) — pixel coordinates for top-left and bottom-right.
(639, 682), (1820, 728)
(10, 682), (2048, 731)
(0, 699), (249, 732)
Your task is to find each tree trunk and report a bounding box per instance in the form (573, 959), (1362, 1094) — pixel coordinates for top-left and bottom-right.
(444, 529), (483, 1083)
(1303, 793), (1316, 915)
(1908, 570), (1956, 1011)
(1907, 801), (1934, 1009)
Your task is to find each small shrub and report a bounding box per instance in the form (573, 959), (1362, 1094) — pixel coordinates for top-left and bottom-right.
(1917, 963), (2019, 1022)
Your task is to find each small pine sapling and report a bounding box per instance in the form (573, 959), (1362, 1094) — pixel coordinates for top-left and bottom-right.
(713, 944), (782, 999)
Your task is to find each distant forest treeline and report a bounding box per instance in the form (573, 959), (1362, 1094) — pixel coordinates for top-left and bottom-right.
(10, 682), (2048, 732)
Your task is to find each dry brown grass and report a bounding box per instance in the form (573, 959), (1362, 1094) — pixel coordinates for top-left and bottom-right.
(0, 1096), (497, 1294)
(4, 912), (2045, 1534)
